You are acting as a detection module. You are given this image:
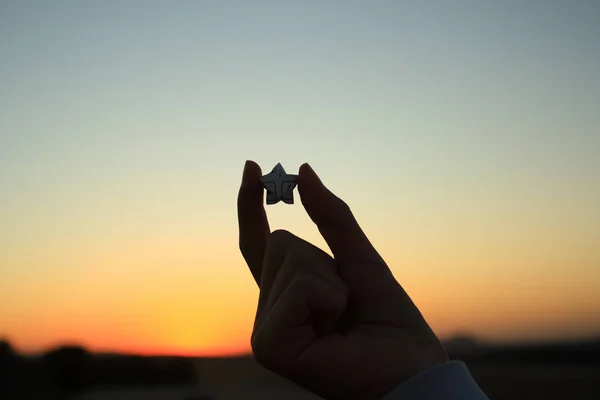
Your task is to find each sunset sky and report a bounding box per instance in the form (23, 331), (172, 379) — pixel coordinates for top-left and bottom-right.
(1, 1), (599, 356)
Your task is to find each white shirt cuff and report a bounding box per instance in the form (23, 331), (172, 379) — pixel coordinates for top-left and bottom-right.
(381, 360), (489, 400)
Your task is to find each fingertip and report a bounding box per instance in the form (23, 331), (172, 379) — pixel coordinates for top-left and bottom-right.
(298, 162), (316, 180)
(298, 162), (325, 191)
(242, 160), (262, 187)
(299, 162), (311, 174)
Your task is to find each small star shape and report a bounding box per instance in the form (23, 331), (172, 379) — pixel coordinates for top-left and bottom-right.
(261, 163), (298, 205)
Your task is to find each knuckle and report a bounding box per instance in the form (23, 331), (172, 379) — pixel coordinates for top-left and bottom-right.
(238, 239), (250, 256)
(251, 332), (280, 371)
(314, 193), (353, 225)
(335, 196), (352, 216)
(286, 241), (311, 258)
(239, 240), (259, 265)
(266, 229), (303, 254)
(250, 333), (263, 357)
(269, 229), (293, 242)
(291, 270), (313, 288)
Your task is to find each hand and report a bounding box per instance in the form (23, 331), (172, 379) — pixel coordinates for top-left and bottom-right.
(237, 161), (448, 400)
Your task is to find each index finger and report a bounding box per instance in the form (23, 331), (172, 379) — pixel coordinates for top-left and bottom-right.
(296, 163), (411, 323)
(237, 160), (270, 285)
(297, 163), (384, 267)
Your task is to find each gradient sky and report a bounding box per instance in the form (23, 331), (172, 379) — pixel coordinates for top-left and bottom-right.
(1, 1), (599, 356)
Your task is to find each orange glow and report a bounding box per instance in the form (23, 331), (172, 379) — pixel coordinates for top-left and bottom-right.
(2, 229), (600, 356)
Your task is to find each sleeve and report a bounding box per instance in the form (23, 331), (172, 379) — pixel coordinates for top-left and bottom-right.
(380, 360), (489, 400)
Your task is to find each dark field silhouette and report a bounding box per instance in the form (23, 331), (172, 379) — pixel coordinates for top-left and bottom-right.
(1, 337), (599, 399)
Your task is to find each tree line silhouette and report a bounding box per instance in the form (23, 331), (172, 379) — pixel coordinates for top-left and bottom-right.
(0, 339), (197, 398)
(3, 336), (599, 398)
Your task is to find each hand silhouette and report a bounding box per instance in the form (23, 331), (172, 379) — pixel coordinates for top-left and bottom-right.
(237, 161), (448, 400)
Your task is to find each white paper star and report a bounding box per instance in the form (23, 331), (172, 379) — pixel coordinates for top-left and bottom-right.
(261, 163), (298, 205)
